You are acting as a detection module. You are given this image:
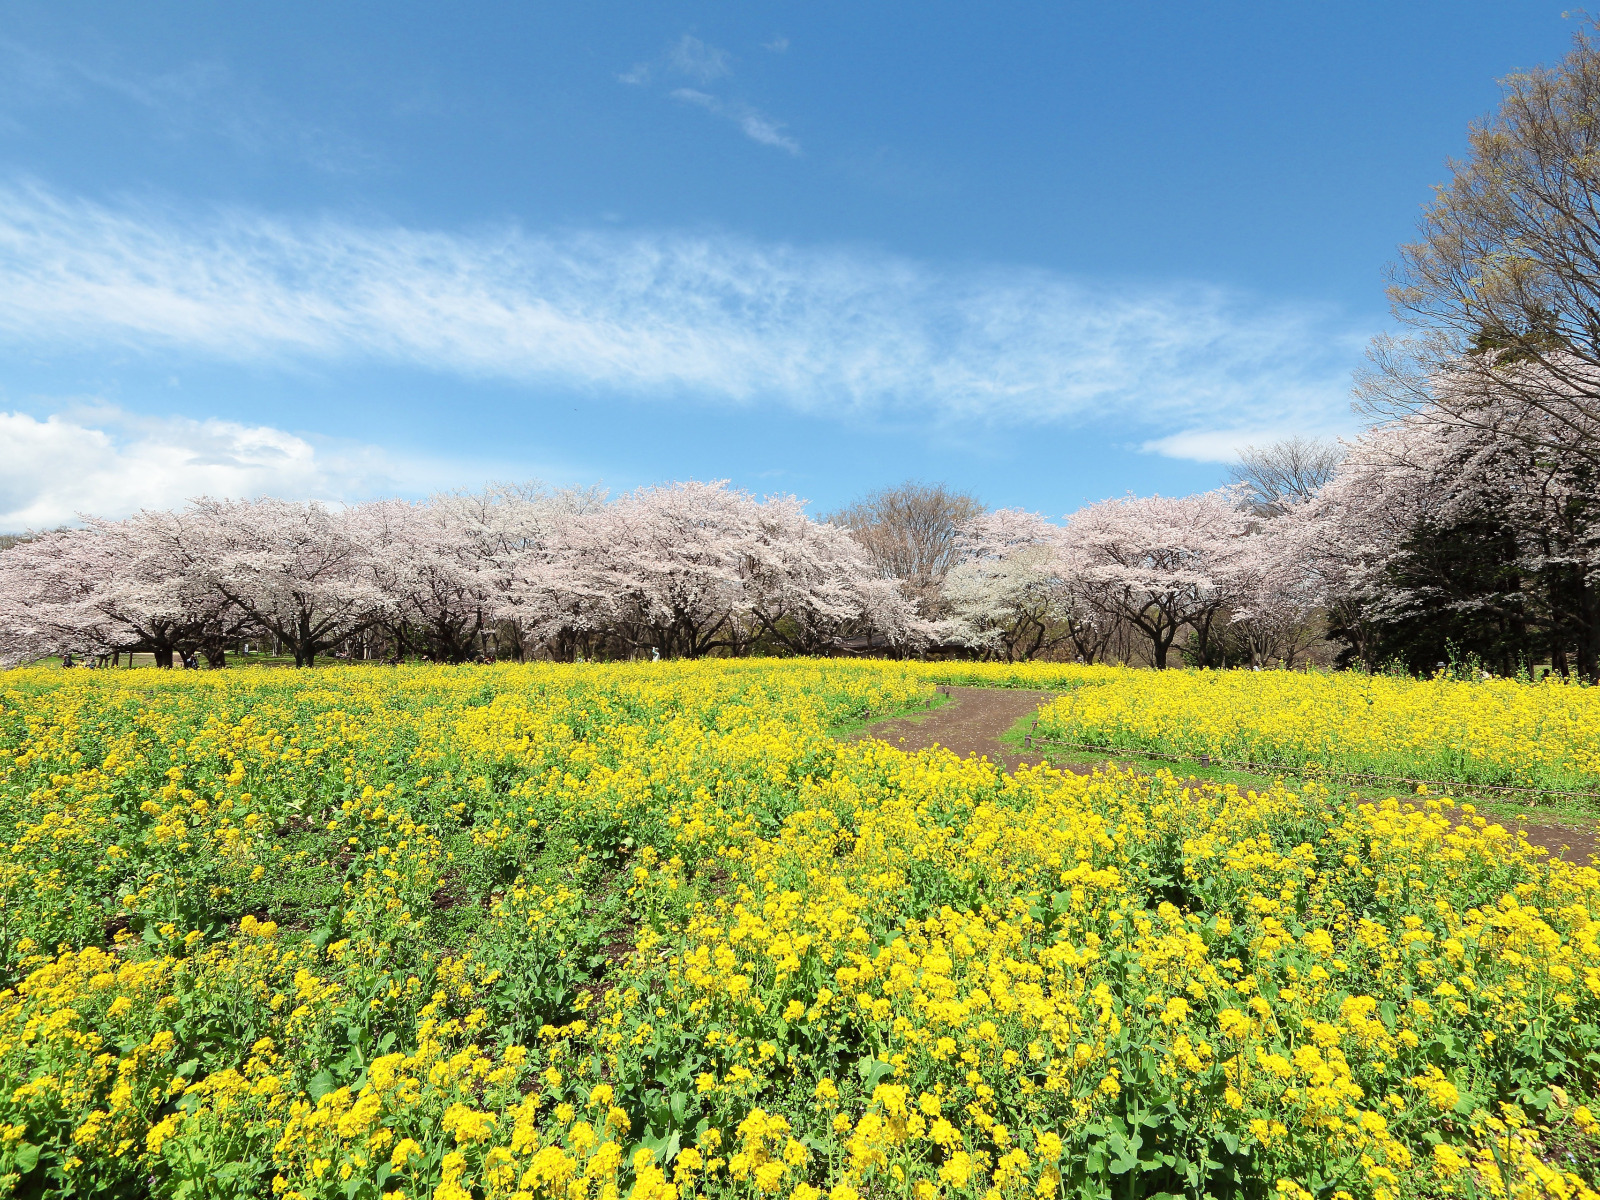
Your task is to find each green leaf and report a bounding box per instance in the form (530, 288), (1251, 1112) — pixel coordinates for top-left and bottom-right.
(13, 1143), (38, 1174)
(1107, 1132), (1141, 1175)
(857, 1057), (894, 1092)
(308, 1069), (336, 1101)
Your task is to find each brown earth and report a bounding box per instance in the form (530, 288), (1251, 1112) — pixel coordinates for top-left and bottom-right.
(851, 685), (1059, 768)
(854, 686), (1599, 863)
(1492, 815), (1598, 864)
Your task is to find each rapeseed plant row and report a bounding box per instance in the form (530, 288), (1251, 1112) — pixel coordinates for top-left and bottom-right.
(1032, 669), (1600, 792)
(0, 660), (1595, 1200)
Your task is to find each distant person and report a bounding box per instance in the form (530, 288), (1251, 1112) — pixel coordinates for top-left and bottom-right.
(61, 652), (74, 668)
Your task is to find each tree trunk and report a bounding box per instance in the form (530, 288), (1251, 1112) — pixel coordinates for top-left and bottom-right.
(1578, 576), (1600, 683)
(1152, 635), (1171, 669)
(154, 647), (175, 669)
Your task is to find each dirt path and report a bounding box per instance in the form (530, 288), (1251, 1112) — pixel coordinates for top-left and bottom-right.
(853, 686), (1597, 862)
(1493, 817), (1597, 863)
(852, 686), (1056, 767)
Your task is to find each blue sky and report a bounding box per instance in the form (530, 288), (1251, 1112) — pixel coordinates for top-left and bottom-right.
(0, 1), (1580, 529)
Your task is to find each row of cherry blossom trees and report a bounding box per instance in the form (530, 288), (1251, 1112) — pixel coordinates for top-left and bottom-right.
(0, 472), (1325, 670)
(0, 482), (923, 667)
(5, 403), (1588, 675)
(938, 488), (1321, 669)
(938, 394), (1597, 681)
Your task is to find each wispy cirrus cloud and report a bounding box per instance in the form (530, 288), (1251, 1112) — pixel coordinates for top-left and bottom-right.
(0, 39), (377, 175)
(621, 33), (800, 154)
(667, 35), (731, 83)
(669, 88), (800, 154)
(0, 182), (1373, 436)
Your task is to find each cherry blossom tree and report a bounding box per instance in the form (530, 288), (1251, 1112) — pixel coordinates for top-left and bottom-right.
(190, 498), (387, 667)
(447, 483), (602, 661)
(91, 509), (254, 668)
(358, 497), (509, 663)
(1060, 489), (1250, 668)
(494, 481), (759, 661)
(1307, 391), (1600, 678)
(498, 504), (626, 663)
(742, 494), (927, 655)
(0, 511), (249, 667)
(942, 509), (1079, 662)
(1224, 510), (1326, 668)
(598, 481), (759, 659)
(0, 527), (116, 666)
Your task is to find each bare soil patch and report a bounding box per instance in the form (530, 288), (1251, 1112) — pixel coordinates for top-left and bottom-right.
(852, 686), (1055, 767)
(1504, 819), (1598, 864)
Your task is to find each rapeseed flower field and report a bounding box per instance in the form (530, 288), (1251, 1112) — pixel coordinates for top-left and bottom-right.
(0, 660), (1596, 1200)
(1033, 668), (1600, 793)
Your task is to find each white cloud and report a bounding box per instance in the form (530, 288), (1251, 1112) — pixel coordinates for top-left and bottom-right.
(0, 405), (510, 530)
(0, 182), (1373, 434)
(762, 37), (790, 53)
(626, 34), (799, 154)
(1139, 428), (1323, 463)
(669, 88), (801, 153)
(733, 108), (800, 152)
(667, 35), (731, 83)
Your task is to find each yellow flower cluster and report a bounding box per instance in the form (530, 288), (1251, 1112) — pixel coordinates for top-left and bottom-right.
(0, 659), (1595, 1200)
(1034, 667), (1600, 791)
